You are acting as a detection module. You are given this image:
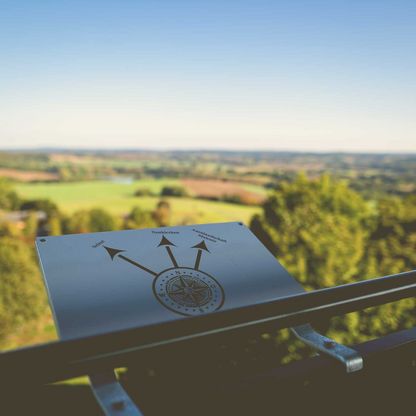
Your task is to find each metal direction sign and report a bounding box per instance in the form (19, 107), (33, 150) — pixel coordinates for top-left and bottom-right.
(36, 222), (305, 340)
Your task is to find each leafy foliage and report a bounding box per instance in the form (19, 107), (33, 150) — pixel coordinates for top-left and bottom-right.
(251, 174), (370, 288)
(161, 185), (188, 197)
(0, 237), (47, 346)
(125, 206), (156, 229)
(20, 199), (59, 217)
(64, 208), (120, 233)
(152, 200), (171, 227)
(89, 208), (119, 232)
(134, 187), (156, 197)
(251, 174), (416, 348)
(0, 179), (20, 210)
(364, 195), (416, 276)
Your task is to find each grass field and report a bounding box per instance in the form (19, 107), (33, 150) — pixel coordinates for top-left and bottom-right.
(16, 179), (261, 225)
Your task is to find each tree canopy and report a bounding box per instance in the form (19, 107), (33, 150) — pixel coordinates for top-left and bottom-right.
(251, 174), (416, 346)
(0, 237), (47, 346)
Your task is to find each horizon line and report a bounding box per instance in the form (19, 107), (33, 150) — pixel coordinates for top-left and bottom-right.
(0, 147), (415, 155)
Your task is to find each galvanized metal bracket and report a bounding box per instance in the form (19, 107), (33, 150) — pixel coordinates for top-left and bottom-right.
(291, 324), (363, 373)
(89, 371), (143, 416)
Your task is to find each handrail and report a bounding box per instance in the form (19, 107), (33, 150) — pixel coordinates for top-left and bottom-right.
(1, 269), (415, 387)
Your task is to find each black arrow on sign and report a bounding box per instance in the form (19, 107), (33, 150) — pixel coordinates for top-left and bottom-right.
(158, 236), (179, 268)
(103, 246), (157, 277)
(191, 240), (210, 270)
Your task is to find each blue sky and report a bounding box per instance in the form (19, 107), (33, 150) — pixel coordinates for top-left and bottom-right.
(0, 0), (415, 151)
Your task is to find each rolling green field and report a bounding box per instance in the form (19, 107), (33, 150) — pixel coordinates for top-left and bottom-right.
(16, 179), (261, 225)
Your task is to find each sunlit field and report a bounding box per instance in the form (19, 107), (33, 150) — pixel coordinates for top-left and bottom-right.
(16, 179), (261, 225)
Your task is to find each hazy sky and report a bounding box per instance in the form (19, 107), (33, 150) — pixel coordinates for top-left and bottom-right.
(0, 1), (415, 152)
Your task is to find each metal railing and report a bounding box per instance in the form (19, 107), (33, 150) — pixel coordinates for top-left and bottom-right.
(1, 269), (415, 388)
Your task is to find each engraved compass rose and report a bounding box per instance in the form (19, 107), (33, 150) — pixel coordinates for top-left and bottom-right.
(103, 237), (225, 316)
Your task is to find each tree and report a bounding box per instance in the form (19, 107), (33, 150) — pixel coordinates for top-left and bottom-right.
(134, 187), (155, 197)
(23, 212), (39, 237)
(89, 208), (118, 232)
(251, 175), (416, 350)
(0, 237), (47, 345)
(125, 206), (156, 229)
(66, 210), (91, 234)
(363, 195), (416, 277)
(0, 179), (20, 210)
(250, 174), (369, 289)
(66, 208), (119, 234)
(160, 185), (188, 197)
(352, 195), (416, 343)
(47, 215), (62, 236)
(249, 174), (416, 348)
(0, 221), (21, 238)
(153, 200), (171, 227)
(20, 199), (59, 217)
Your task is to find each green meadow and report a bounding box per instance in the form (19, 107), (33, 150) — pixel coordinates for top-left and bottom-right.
(16, 179), (260, 225)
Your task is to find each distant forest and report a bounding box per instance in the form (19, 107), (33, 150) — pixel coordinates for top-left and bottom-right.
(0, 150), (415, 197)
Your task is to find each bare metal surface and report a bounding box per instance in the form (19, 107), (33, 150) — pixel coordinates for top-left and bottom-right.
(291, 324), (363, 372)
(89, 371), (142, 416)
